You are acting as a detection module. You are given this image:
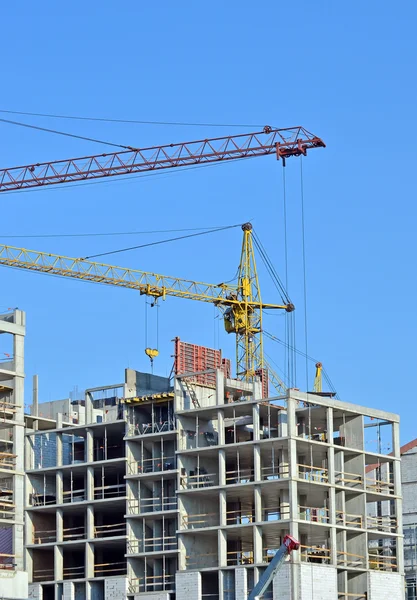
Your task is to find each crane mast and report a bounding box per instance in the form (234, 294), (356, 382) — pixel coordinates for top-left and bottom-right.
(0, 126), (325, 192)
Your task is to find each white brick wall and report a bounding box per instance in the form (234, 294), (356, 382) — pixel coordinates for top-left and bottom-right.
(63, 581), (74, 600)
(235, 568), (247, 599)
(298, 564), (337, 600)
(28, 583), (43, 599)
(176, 571), (201, 600)
(105, 577), (129, 600)
(368, 571), (404, 600)
(273, 562), (291, 599)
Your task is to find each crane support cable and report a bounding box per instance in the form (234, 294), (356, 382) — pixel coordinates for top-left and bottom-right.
(263, 330), (338, 397)
(0, 116), (130, 149)
(0, 126), (325, 192)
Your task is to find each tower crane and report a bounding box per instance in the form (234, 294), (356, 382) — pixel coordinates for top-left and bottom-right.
(0, 223), (291, 390)
(0, 125), (325, 192)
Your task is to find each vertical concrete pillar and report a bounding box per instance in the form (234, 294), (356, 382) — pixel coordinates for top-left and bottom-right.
(87, 466), (94, 501)
(253, 525), (263, 563)
(56, 432), (63, 467)
(392, 422), (404, 574)
(217, 410), (225, 445)
(219, 489), (227, 526)
(54, 545), (63, 581)
(216, 370), (225, 405)
(87, 504), (94, 539)
(218, 529), (227, 567)
(56, 508), (63, 543)
(219, 449), (226, 486)
(252, 404), (260, 441)
(253, 444), (261, 481)
(56, 471), (63, 504)
(86, 541), (94, 579)
(86, 428), (94, 463)
(254, 486), (262, 523)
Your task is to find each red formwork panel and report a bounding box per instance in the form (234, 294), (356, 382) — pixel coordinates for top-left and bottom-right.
(174, 337), (231, 387)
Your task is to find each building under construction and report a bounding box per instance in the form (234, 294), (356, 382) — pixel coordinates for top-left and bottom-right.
(10, 332), (402, 600)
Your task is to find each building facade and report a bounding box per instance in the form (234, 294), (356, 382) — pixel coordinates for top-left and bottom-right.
(0, 309), (28, 599)
(23, 361), (404, 600)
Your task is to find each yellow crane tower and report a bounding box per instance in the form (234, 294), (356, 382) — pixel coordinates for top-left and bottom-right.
(0, 223), (293, 392)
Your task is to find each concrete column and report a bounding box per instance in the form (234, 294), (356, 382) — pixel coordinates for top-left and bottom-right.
(286, 396), (297, 438)
(216, 370), (225, 404)
(219, 489), (227, 526)
(253, 444), (261, 481)
(253, 525), (263, 564)
(87, 505), (94, 539)
(87, 466), (94, 501)
(326, 406), (334, 443)
(218, 529), (227, 567)
(219, 449), (226, 486)
(86, 541), (94, 578)
(217, 410), (225, 445)
(252, 404), (260, 441)
(56, 471), (63, 504)
(86, 428), (94, 463)
(393, 423), (404, 574)
(56, 508), (63, 543)
(254, 486), (262, 523)
(56, 432), (63, 467)
(177, 535), (186, 571)
(54, 545), (63, 581)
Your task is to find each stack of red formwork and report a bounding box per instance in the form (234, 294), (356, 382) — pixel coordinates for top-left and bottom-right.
(173, 337), (231, 387)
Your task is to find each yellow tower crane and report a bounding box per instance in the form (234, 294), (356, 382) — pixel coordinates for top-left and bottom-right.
(0, 223), (293, 391)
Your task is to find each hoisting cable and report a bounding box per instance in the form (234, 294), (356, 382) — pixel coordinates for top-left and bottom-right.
(251, 232), (292, 306)
(300, 157), (310, 393)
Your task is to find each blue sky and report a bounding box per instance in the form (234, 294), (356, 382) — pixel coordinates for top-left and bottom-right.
(0, 2), (416, 443)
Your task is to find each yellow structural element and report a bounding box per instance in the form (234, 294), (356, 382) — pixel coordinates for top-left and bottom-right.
(0, 223), (292, 389)
(313, 362), (323, 393)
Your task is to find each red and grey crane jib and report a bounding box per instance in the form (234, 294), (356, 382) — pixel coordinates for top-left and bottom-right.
(0, 126), (325, 192)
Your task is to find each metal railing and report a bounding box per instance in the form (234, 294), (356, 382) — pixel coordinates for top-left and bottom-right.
(127, 535), (177, 554)
(336, 510), (363, 529)
(93, 483), (126, 499)
(63, 526), (85, 541)
(225, 468), (254, 485)
(299, 505), (329, 524)
(368, 553), (397, 571)
(226, 550), (254, 565)
(180, 471), (218, 489)
(261, 465), (289, 480)
(182, 512), (219, 529)
(262, 506), (290, 522)
(128, 456), (176, 475)
(32, 529), (56, 544)
(32, 567), (54, 580)
(94, 561), (127, 576)
(0, 553), (15, 570)
(298, 464), (328, 483)
(127, 496), (177, 514)
(299, 544), (331, 564)
(63, 565), (85, 579)
(367, 514), (397, 532)
(62, 488), (85, 503)
(365, 477), (395, 495)
(129, 574), (175, 593)
(335, 470), (363, 488)
(337, 550), (365, 568)
(127, 419), (176, 437)
(94, 522), (126, 538)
